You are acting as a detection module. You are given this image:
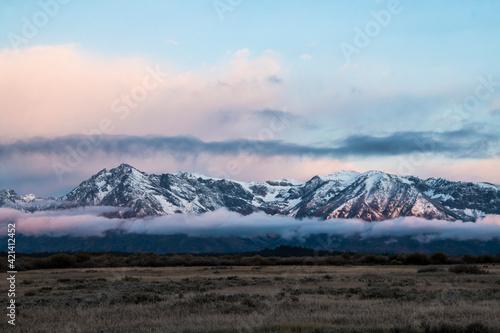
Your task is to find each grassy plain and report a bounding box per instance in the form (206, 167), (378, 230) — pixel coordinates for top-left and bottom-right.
(3, 264), (500, 332)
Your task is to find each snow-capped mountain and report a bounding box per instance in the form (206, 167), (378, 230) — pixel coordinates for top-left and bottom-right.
(0, 189), (46, 208)
(0, 189), (25, 207)
(2, 163), (500, 221)
(0, 189), (74, 212)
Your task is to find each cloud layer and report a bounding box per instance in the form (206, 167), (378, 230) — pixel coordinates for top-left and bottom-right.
(1, 127), (498, 161)
(1, 208), (500, 242)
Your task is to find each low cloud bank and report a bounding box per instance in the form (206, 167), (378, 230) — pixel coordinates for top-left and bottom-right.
(1, 208), (499, 242)
(0, 207), (124, 237)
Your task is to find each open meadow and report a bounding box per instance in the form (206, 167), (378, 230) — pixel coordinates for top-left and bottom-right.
(3, 264), (500, 332)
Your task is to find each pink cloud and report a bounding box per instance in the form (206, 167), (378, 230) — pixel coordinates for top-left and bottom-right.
(0, 207), (123, 237)
(407, 157), (500, 185)
(2, 207), (500, 241)
(0, 45), (285, 142)
(0, 45), (147, 139)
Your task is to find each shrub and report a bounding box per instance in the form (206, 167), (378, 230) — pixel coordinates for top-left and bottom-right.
(56, 278), (72, 283)
(241, 297), (257, 308)
(449, 265), (488, 275)
(463, 254), (476, 264)
(465, 322), (489, 333)
(326, 255), (347, 265)
(375, 255), (389, 264)
(48, 253), (74, 268)
(302, 257), (316, 265)
(360, 254), (377, 264)
(422, 322), (490, 333)
(417, 266), (443, 273)
(120, 292), (161, 304)
(277, 257), (303, 266)
(421, 322), (463, 333)
(406, 253), (431, 265)
(74, 253), (91, 263)
(250, 255), (265, 266)
(476, 255), (494, 264)
(431, 252), (448, 264)
(389, 254), (405, 262)
(360, 254), (388, 264)
(121, 276), (142, 282)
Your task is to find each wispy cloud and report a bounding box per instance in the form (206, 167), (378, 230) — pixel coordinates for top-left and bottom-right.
(490, 108), (500, 116)
(267, 75), (282, 84)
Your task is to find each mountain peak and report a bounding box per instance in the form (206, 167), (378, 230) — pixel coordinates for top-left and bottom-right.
(116, 163), (136, 170)
(6, 163), (498, 222)
(0, 189), (18, 195)
(21, 194), (36, 202)
(266, 178), (304, 186)
(362, 170), (387, 176)
(175, 171), (221, 181)
(317, 170), (360, 182)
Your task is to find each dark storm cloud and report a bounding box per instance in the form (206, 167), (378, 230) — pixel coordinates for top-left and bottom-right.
(0, 128), (498, 160)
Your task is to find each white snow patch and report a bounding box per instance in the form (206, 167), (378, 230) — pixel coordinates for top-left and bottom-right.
(21, 194), (36, 202)
(175, 172), (222, 181)
(318, 170), (360, 183)
(153, 195), (177, 215)
(96, 180), (106, 188)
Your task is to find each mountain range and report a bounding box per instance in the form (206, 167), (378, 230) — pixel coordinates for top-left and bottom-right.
(2, 163), (499, 222)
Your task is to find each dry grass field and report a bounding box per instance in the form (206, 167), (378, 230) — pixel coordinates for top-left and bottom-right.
(3, 264), (500, 332)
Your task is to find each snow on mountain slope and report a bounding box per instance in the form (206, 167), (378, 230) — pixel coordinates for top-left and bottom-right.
(3, 164), (500, 221)
(0, 189), (70, 212)
(0, 189), (22, 207)
(292, 171), (454, 221)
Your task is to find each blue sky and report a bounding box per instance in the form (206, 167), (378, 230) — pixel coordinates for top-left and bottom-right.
(1, 0), (500, 196)
(2, 0), (500, 73)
